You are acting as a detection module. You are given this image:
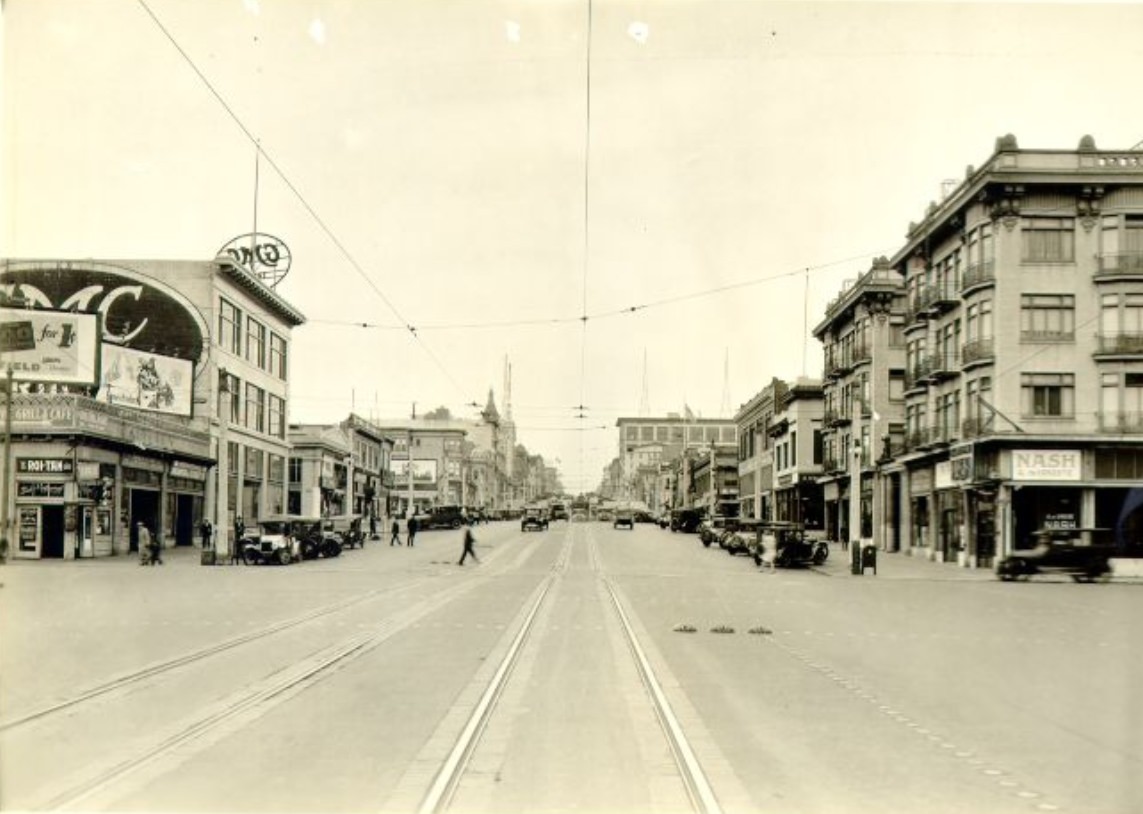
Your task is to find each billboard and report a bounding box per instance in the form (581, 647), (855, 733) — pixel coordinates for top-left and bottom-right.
(96, 345), (194, 416)
(390, 459), (438, 483)
(0, 308), (100, 386)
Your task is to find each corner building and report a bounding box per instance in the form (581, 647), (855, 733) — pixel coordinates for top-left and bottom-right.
(1, 258), (303, 559)
(833, 136), (1143, 566)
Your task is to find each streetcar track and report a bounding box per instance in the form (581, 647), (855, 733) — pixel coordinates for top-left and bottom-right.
(23, 566), (504, 812)
(415, 526), (725, 814)
(0, 575), (435, 733)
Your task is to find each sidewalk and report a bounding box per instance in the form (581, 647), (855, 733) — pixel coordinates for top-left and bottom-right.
(814, 543), (996, 581)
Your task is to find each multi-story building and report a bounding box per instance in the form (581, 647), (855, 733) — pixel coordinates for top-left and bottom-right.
(287, 423), (351, 517)
(734, 379), (787, 520)
(687, 446), (739, 518)
(813, 257), (906, 548)
(1, 257), (303, 560)
(341, 414), (395, 524)
(374, 420), (467, 517)
(615, 415), (737, 503)
(768, 379), (826, 529)
(845, 135), (1143, 567)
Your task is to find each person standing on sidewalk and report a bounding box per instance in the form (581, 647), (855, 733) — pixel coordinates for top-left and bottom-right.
(231, 516), (245, 565)
(390, 518), (401, 546)
(406, 514), (418, 547)
(457, 521), (479, 566)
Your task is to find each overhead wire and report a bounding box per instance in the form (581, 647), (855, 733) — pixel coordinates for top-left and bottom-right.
(135, 0), (468, 401)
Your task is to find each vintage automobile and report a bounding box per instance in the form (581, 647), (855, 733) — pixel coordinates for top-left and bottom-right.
(521, 506), (549, 532)
(241, 517), (303, 566)
(996, 528), (1114, 582)
(669, 508), (704, 534)
(326, 514), (366, 549)
(742, 521), (828, 567)
(698, 516), (734, 547)
(286, 517), (344, 560)
(613, 508), (635, 530)
(417, 505), (468, 530)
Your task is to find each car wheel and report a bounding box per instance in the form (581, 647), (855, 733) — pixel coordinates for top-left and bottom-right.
(243, 549), (260, 566)
(275, 548), (292, 566)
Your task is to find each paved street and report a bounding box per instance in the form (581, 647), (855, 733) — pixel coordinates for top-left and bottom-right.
(1, 521), (1140, 814)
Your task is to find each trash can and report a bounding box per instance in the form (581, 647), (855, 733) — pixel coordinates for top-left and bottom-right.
(860, 545), (877, 575)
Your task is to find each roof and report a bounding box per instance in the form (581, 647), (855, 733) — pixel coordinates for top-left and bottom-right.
(216, 257), (306, 327)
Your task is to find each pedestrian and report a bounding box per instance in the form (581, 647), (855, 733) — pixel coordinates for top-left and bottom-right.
(199, 518), (213, 549)
(457, 522), (479, 566)
(149, 528), (163, 565)
(137, 522), (153, 565)
(406, 514), (417, 547)
(369, 513), (377, 540)
(232, 516), (245, 565)
(390, 518), (401, 546)
(759, 534), (776, 574)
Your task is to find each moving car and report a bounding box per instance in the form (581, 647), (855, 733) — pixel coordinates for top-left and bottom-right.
(417, 505), (468, 530)
(613, 508), (635, 530)
(521, 506), (549, 532)
(997, 528), (1113, 582)
(670, 508), (704, 534)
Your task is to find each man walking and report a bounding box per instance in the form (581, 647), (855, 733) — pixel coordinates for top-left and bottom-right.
(457, 521), (479, 566)
(137, 522), (153, 565)
(406, 514), (418, 547)
(231, 516), (245, 565)
(390, 518), (401, 546)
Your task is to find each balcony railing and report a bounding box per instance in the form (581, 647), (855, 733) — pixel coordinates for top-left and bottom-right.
(1094, 332), (1143, 356)
(961, 260), (995, 292)
(962, 338), (995, 366)
(927, 350), (961, 380)
(1096, 252), (1143, 278)
(1098, 411), (1143, 433)
(921, 283), (959, 314)
(851, 342), (872, 366)
(822, 457), (844, 474)
(962, 417), (992, 438)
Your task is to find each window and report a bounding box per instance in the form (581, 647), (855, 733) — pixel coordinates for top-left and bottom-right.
(812, 430), (823, 464)
(219, 298), (242, 354)
(1021, 217), (1075, 262)
(1021, 294), (1075, 340)
(790, 430), (797, 466)
(1021, 373), (1075, 418)
(245, 383), (265, 432)
(246, 317), (266, 368)
(245, 446), (264, 479)
(288, 457), (302, 484)
(269, 333), (287, 379)
(220, 370), (241, 423)
(268, 394), (285, 439)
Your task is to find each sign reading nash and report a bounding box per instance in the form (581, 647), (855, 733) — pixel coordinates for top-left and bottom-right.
(1012, 450), (1082, 482)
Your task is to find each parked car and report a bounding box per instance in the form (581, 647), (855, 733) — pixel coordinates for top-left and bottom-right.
(326, 514), (366, 549)
(741, 521), (828, 567)
(614, 508), (635, 530)
(241, 517), (303, 565)
(521, 506), (549, 532)
(284, 517), (343, 560)
(670, 508), (704, 534)
(698, 516), (733, 547)
(997, 528), (1113, 582)
(418, 505), (468, 530)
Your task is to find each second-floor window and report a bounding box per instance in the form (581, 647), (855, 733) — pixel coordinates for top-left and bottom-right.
(246, 317), (266, 368)
(1021, 217), (1075, 263)
(1021, 294), (1074, 340)
(219, 298), (242, 354)
(268, 394), (285, 439)
(220, 370), (241, 423)
(269, 333), (287, 379)
(1022, 373), (1074, 418)
(245, 383), (265, 433)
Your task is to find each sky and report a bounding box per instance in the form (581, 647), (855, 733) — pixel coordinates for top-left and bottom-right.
(4, 0), (1143, 494)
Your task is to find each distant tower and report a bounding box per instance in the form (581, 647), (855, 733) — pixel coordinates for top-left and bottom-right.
(638, 348), (650, 417)
(720, 349), (732, 417)
(503, 356), (513, 421)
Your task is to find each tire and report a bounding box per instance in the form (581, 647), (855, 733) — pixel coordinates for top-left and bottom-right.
(275, 547), (292, 566)
(702, 539), (711, 548)
(243, 549), (260, 566)
(812, 545), (829, 565)
(301, 540), (319, 560)
(324, 541), (342, 558)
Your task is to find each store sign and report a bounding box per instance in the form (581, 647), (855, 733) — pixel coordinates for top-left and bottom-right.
(950, 454), (973, 483)
(1012, 450), (1082, 482)
(17, 482), (66, 498)
(1, 262), (209, 367)
(0, 309), (100, 386)
(96, 345), (193, 417)
(934, 461), (953, 490)
(390, 459), (438, 483)
(217, 233), (292, 288)
(16, 457), (74, 475)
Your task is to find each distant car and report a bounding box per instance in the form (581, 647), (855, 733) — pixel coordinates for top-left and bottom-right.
(997, 528), (1113, 582)
(417, 505), (467, 530)
(570, 511), (588, 522)
(613, 508), (635, 530)
(521, 507), (549, 532)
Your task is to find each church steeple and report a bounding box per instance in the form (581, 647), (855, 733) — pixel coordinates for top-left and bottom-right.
(482, 388), (500, 423)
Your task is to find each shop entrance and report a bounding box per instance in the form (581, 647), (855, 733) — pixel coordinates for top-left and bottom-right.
(41, 506), (66, 559)
(129, 489), (160, 552)
(175, 494), (197, 547)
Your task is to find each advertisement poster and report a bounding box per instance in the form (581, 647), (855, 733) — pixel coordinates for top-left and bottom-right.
(96, 345), (194, 416)
(389, 459), (438, 483)
(0, 308), (100, 386)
